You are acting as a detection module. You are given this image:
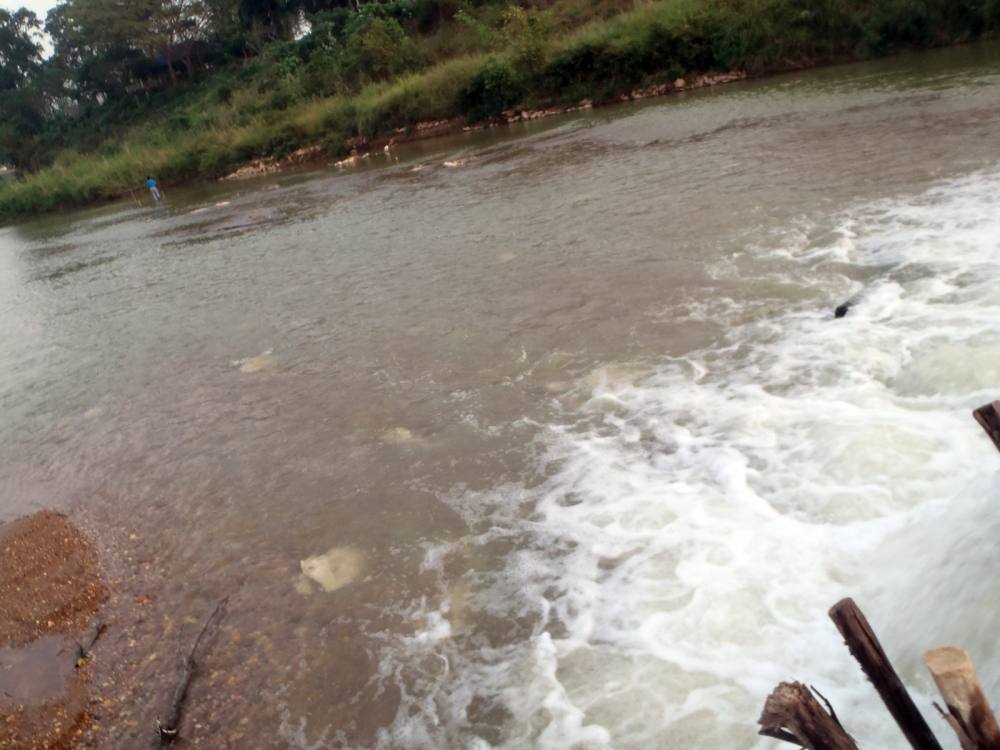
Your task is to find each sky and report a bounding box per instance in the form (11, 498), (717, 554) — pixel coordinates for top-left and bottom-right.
(2, 0), (55, 19)
(3, 0), (56, 56)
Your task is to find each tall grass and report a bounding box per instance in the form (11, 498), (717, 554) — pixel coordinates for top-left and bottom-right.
(3, 0), (1000, 219)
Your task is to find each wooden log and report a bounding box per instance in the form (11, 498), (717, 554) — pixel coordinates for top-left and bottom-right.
(829, 598), (942, 750)
(973, 401), (1000, 455)
(925, 647), (1000, 750)
(758, 681), (859, 750)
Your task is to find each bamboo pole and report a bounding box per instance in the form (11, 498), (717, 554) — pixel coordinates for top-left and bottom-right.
(829, 598), (942, 750)
(925, 647), (1000, 750)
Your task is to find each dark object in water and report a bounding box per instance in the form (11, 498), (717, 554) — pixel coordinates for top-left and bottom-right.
(75, 621), (106, 668)
(760, 597), (999, 750)
(758, 681), (858, 749)
(829, 599), (942, 750)
(973, 400), (1000, 455)
(759, 407), (1000, 749)
(157, 597), (228, 744)
(834, 303), (851, 319)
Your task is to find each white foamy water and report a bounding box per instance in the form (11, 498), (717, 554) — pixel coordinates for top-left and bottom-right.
(377, 169), (1000, 749)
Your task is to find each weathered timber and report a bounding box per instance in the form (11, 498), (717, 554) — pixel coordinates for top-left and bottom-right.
(933, 702), (976, 750)
(925, 647), (1000, 750)
(157, 597), (227, 744)
(829, 598), (942, 750)
(973, 401), (1000, 455)
(758, 681), (859, 750)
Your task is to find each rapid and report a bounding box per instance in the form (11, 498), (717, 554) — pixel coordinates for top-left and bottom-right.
(2, 41), (1000, 749)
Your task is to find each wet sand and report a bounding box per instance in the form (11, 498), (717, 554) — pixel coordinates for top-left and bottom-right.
(0, 512), (105, 749)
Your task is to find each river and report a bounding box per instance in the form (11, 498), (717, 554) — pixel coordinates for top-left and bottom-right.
(2, 42), (1000, 749)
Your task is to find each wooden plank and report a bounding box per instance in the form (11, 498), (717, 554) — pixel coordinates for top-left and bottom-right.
(973, 401), (1000, 454)
(758, 681), (859, 750)
(829, 598), (942, 750)
(925, 647), (1000, 750)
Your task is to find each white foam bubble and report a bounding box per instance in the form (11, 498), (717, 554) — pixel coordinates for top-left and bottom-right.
(375, 169), (1000, 749)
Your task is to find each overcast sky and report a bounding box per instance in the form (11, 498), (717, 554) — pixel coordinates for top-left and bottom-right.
(2, 0), (55, 20)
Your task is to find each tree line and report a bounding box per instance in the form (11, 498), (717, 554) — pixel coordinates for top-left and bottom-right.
(4, 0), (1000, 212)
(0, 0), (419, 169)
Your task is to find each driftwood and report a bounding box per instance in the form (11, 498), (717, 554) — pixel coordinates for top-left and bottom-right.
(75, 621), (107, 668)
(973, 402), (1000, 455)
(156, 597), (228, 744)
(758, 681), (859, 750)
(925, 647), (1000, 750)
(829, 598), (941, 750)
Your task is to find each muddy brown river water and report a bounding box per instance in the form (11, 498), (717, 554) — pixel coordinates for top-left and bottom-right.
(3, 42), (1000, 749)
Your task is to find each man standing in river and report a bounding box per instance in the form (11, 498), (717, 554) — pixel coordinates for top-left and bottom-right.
(146, 176), (162, 202)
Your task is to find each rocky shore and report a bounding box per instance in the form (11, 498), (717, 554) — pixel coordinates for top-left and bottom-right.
(221, 70), (749, 181)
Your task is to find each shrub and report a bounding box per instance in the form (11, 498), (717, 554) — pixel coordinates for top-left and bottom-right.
(263, 39), (304, 77)
(215, 84), (234, 104)
(268, 86), (299, 111)
(341, 17), (425, 87)
(454, 9), (495, 48)
(264, 122), (308, 157)
(301, 48), (343, 97)
(498, 6), (553, 72)
(458, 58), (524, 121)
(10, 0), (1000, 221)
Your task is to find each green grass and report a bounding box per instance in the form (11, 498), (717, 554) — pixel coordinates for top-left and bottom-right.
(3, 0), (1000, 219)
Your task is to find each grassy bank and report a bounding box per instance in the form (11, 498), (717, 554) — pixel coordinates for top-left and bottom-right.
(3, 0), (1000, 219)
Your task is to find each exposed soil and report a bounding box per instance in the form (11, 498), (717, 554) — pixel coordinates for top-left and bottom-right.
(0, 511), (107, 749)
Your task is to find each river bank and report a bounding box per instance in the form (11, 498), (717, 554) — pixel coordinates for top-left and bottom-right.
(3, 42), (1000, 747)
(220, 69), (748, 181)
(3, 0), (1000, 220)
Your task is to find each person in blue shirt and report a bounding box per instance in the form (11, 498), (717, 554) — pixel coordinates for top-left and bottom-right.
(146, 176), (162, 202)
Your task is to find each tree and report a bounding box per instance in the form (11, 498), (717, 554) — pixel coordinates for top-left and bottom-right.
(0, 8), (42, 92)
(238, 0), (303, 51)
(49, 0), (210, 90)
(0, 8), (44, 167)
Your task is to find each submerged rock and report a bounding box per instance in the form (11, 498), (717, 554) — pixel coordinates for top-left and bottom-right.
(834, 302), (851, 318)
(232, 351), (275, 373)
(446, 581), (470, 634)
(299, 547), (363, 592)
(544, 380), (574, 393)
(381, 426), (416, 444)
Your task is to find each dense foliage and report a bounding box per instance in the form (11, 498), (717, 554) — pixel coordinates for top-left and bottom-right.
(3, 0), (1000, 217)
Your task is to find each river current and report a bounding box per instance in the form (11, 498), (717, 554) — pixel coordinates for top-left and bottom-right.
(3, 43), (1000, 749)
